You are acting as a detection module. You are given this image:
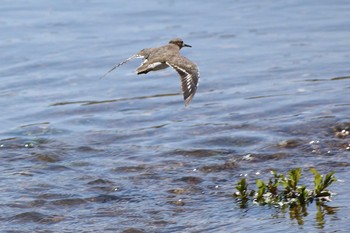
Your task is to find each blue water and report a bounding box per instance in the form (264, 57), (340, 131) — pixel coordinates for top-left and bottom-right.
(1, 0), (350, 232)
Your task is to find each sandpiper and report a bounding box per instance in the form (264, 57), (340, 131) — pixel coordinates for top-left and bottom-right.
(101, 38), (200, 106)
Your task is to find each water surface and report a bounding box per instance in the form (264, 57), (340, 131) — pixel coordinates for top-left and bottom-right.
(1, 0), (350, 232)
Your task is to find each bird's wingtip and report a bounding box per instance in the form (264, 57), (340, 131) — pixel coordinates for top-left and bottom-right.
(184, 95), (194, 107)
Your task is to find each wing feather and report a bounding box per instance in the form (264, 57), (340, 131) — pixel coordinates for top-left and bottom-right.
(100, 54), (144, 79)
(166, 58), (199, 106)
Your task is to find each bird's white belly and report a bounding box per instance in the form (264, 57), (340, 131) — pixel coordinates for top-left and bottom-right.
(148, 62), (169, 71)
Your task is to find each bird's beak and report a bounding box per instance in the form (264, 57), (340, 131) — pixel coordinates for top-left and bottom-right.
(183, 43), (192, 48)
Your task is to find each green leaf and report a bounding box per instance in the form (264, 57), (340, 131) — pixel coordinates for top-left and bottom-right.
(310, 168), (336, 197)
(235, 178), (248, 199)
(288, 168), (302, 190)
(322, 171), (336, 189)
(255, 179), (266, 202)
(310, 168), (322, 195)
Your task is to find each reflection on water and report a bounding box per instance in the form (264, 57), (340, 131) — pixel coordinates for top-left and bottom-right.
(271, 203), (339, 228)
(50, 92), (180, 106)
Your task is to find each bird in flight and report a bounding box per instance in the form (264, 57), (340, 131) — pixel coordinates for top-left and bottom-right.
(101, 38), (200, 106)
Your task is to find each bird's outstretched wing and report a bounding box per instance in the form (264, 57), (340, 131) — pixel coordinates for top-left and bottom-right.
(166, 57), (199, 106)
(99, 48), (156, 79)
(99, 54), (142, 79)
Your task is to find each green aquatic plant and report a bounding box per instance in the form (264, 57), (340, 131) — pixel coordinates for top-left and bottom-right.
(234, 168), (336, 207)
(255, 179), (266, 203)
(310, 168), (336, 201)
(234, 178), (250, 207)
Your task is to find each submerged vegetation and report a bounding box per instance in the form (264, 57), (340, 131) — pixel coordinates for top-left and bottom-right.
(234, 168), (336, 208)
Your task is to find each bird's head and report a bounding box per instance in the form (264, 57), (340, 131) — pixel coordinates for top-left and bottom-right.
(169, 38), (192, 49)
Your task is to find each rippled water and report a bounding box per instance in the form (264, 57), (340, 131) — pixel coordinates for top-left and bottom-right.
(1, 0), (350, 232)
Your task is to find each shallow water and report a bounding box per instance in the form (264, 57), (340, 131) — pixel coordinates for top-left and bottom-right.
(1, 0), (350, 232)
